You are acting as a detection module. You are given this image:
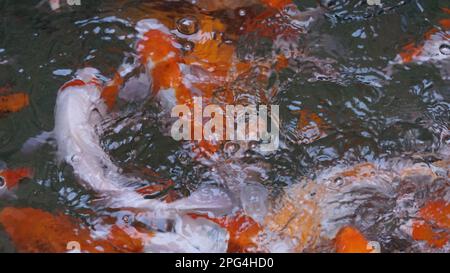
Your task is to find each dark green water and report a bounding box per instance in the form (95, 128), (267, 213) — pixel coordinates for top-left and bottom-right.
(0, 0), (448, 252)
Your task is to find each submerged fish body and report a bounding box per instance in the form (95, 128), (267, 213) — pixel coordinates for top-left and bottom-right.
(390, 12), (450, 79)
(0, 206), (230, 253)
(257, 151), (450, 252)
(53, 68), (235, 253)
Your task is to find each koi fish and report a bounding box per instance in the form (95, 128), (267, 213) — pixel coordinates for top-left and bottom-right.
(0, 92), (29, 117)
(53, 68), (233, 217)
(0, 167), (33, 199)
(0, 207), (229, 253)
(256, 148), (450, 252)
(412, 200), (449, 248)
(388, 8), (450, 79)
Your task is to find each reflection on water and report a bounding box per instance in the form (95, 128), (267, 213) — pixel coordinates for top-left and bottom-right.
(0, 0), (448, 252)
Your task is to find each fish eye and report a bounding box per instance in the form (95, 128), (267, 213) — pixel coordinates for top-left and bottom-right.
(176, 16), (199, 35)
(334, 176), (344, 185)
(0, 176), (5, 188)
(224, 142), (240, 155)
(248, 140), (259, 150)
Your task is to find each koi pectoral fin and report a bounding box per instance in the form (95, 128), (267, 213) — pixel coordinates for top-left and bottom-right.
(20, 131), (55, 155)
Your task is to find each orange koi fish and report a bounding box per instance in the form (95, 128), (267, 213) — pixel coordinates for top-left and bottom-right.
(290, 109), (329, 144)
(0, 167), (33, 196)
(412, 200), (449, 248)
(0, 92), (29, 116)
(0, 207), (150, 253)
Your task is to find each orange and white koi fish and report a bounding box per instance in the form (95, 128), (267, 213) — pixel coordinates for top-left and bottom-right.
(253, 150), (450, 252)
(389, 8), (450, 79)
(0, 207), (230, 253)
(0, 88), (29, 117)
(0, 167), (33, 197)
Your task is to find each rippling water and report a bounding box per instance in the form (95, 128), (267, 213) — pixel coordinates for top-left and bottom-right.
(0, 0), (448, 252)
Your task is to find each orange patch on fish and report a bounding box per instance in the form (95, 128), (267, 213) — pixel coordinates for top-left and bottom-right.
(135, 168), (180, 203)
(264, 182), (322, 252)
(275, 54), (289, 71)
(0, 93), (29, 114)
(338, 163), (377, 180)
(151, 58), (183, 91)
(185, 41), (235, 77)
(0, 207), (152, 253)
(334, 226), (372, 253)
(190, 212), (262, 253)
(412, 200), (450, 248)
(0, 207), (111, 253)
(0, 167), (33, 189)
(60, 78), (101, 92)
(399, 42), (423, 63)
(261, 0), (292, 9)
(102, 72), (124, 109)
(107, 225), (149, 252)
(60, 79), (86, 90)
(137, 30), (180, 65)
(399, 16), (450, 63)
(438, 18), (450, 30)
(137, 29), (194, 104)
(293, 109), (328, 144)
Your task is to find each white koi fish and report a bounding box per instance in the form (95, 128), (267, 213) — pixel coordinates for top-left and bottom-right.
(54, 68), (233, 216)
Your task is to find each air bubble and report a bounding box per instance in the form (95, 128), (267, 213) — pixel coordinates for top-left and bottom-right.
(439, 44), (450, 55)
(249, 140), (259, 150)
(224, 142), (240, 155)
(182, 41), (194, 52)
(238, 9), (246, 17)
(176, 16), (199, 35)
(334, 176), (344, 185)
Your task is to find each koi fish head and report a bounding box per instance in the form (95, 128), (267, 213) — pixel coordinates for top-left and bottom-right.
(0, 167), (33, 197)
(398, 17), (450, 65)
